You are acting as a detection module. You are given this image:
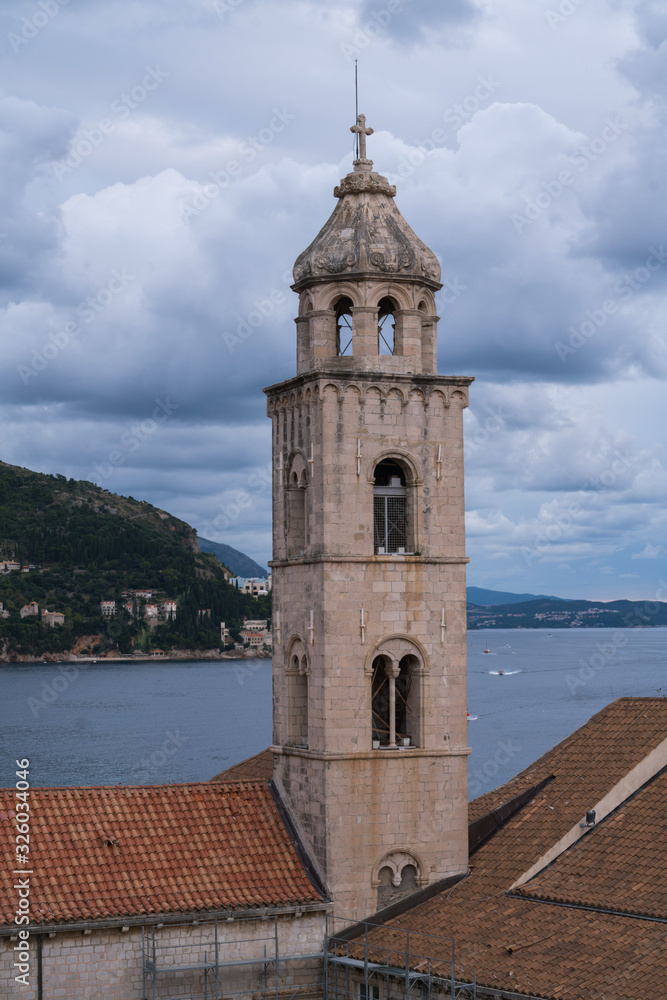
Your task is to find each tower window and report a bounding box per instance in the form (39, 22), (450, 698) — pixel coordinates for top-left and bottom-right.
(377, 297), (396, 356)
(373, 460), (407, 554)
(335, 297), (354, 356)
(371, 655), (418, 747)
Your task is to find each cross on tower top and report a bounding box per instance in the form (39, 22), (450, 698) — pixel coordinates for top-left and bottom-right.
(351, 113), (374, 164)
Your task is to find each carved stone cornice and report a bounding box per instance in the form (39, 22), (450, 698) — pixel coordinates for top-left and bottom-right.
(264, 370), (474, 414)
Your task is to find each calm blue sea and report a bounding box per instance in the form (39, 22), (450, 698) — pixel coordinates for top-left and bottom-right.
(1, 628), (666, 798)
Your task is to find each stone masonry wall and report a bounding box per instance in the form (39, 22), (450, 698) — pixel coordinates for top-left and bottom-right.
(1, 911), (326, 999)
(267, 372), (471, 923)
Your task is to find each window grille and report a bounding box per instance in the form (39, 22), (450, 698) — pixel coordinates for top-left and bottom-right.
(373, 493), (406, 553)
(359, 984), (380, 1000)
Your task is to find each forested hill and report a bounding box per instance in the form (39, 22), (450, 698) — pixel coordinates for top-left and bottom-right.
(0, 461), (269, 657)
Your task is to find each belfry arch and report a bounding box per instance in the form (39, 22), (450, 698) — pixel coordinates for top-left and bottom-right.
(367, 636), (426, 749)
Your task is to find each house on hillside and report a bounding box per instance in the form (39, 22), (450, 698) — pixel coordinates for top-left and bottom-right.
(19, 601), (38, 618)
(231, 576), (272, 597)
(0, 602), (8, 619)
(41, 609), (65, 627)
(240, 618), (272, 648)
(100, 600), (116, 617)
(159, 599), (177, 620)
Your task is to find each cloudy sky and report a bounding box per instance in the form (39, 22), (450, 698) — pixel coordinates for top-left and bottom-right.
(1, 0), (666, 600)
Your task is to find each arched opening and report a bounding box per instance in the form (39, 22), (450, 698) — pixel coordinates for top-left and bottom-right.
(373, 459), (408, 554)
(371, 656), (390, 745)
(377, 863), (419, 909)
(377, 297), (396, 356)
(397, 654), (420, 744)
(371, 654), (420, 747)
(287, 652), (308, 746)
(334, 297), (354, 356)
(287, 467), (307, 556)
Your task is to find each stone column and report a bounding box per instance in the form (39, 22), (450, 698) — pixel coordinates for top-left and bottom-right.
(385, 660), (401, 747)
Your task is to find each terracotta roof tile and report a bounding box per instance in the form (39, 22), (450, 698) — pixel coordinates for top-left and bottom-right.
(355, 698), (667, 1000)
(0, 781), (322, 927)
(210, 748), (274, 782)
(515, 764), (667, 919)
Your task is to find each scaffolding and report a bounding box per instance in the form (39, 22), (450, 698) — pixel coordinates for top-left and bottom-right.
(324, 918), (477, 1000)
(139, 914), (477, 1000)
(141, 914), (324, 1000)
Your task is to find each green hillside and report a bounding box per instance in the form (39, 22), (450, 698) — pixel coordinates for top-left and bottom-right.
(0, 461), (270, 657)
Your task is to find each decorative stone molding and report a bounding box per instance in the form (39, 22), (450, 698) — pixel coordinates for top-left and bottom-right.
(366, 449), (424, 486)
(265, 374), (472, 416)
(371, 848), (427, 889)
(364, 634), (429, 676)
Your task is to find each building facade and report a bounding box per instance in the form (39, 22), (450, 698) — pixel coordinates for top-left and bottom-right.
(266, 116), (473, 921)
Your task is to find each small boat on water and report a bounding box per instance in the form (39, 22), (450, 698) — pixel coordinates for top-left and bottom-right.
(497, 668), (505, 676)
(483, 647), (491, 654)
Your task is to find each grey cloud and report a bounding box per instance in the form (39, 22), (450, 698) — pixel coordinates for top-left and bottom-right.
(357, 0), (478, 43)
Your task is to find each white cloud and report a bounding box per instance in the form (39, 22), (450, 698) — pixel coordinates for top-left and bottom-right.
(0, 0), (666, 597)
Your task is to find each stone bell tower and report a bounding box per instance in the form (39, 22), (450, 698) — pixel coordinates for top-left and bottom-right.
(265, 116), (473, 922)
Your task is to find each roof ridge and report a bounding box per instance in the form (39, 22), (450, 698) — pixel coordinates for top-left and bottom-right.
(0, 780), (268, 792)
(509, 730), (667, 891)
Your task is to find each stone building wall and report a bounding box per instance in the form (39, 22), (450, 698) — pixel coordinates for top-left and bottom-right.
(1, 910), (326, 999)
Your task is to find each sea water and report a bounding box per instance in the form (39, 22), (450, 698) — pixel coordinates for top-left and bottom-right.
(1, 628), (665, 797)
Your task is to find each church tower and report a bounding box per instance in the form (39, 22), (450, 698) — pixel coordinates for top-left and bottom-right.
(265, 116), (473, 922)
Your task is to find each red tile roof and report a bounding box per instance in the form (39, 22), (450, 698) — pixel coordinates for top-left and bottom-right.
(352, 698), (667, 1000)
(0, 781), (322, 927)
(210, 748), (274, 783)
(515, 764), (667, 919)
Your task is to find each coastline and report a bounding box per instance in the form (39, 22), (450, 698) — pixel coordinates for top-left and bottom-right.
(0, 648), (272, 664)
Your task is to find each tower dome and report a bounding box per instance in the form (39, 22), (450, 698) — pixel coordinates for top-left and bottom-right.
(293, 117), (441, 291)
(292, 115), (443, 377)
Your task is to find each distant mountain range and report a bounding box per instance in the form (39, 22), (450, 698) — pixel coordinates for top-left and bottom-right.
(198, 538), (267, 579)
(466, 586), (563, 606)
(467, 595), (667, 629)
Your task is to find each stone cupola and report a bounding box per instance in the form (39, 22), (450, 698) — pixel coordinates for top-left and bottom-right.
(292, 115), (442, 376)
